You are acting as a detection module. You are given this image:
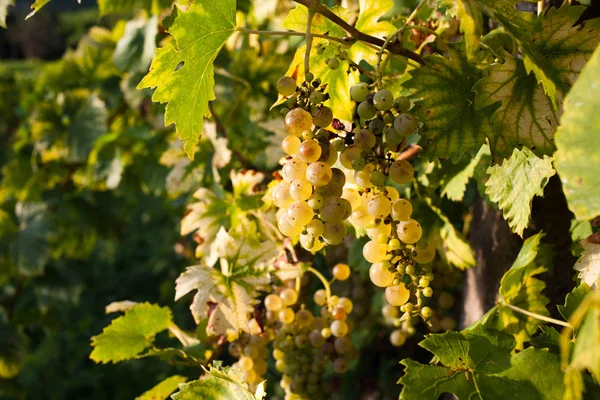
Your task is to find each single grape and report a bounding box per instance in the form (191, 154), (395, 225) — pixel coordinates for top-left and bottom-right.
(385, 128), (402, 150)
(342, 187), (362, 210)
(332, 307), (347, 321)
(370, 170), (386, 186)
(354, 164), (375, 188)
(306, 162), (332, 187)
(278, 212), (303, 237)
(297, 139), (322, 163)
(265, 293), (284, 311)
(321, 327), (332, 338)
(354, 129), (376, 150)
(421, 307), (433, 319)
(243, 344), (259, 358)
(313, 289), (327, 306)
(351, 207), (374, 228)
(367, 194), (392, 218)
(239, 356), (255, 371)
(438, 291), (454, 309)
(393, 113), (418, 137)
(422, 287), (433, 297)
(440, 316), (456, 331)
(330, 320), (349, 337)
(363, 240), (388, 263)
(397, 219), (422, 244)
(305, 71), (315, 82)
(309, 91), (323, 104)
(366, 222), (392, 241)
(414, 242), (436, 263)
(373, 89), (393, 111)
(296, 309), (314, 327)
(282, 158), (308, 182)
(340, 146), (361, 170)
(352, 157), (366, 171)
(287, 201), (314, 227)
(390, 330), (406, 347)
(320, 196), (346, 222)
(385, 284), (410, 306)
(312, 106), (333, 127)
(382, 304), (399, 319)
(389, 160), (414, 185)
(285, 108), (313, 136)
(337, 297), (353, 313)
(306, 218), (324, 237)
(309, 330), (326, 348)
(277, 76), (297, 97)
(272, 182), (293, 208)
(369, 118), (385, 135)
(281, 288), (298, 306)
(386, 186), (400, 202)
(392, 199), (412, 221)
(279, 307), (296, 324)
(290, 179), (313, 201)
(419, 276), (430, 288)
(350, 82), (369, 102)
(357, 101), (377, 120)
(334, 337), (353, 354)
(322, 221), (346, 245)
(282, 134), (301, 155)
(328, 58), (340, 70)
(394, 96), (411, 113)
(369, 262), (394, 287)
(300, 233), (317, 251)
(331, 137), (345, 152)
(307, 193), (324, 210)
(333, 263), (351, 281)
(327, 144), (338, 165)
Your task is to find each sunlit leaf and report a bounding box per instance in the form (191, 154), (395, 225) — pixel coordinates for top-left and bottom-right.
(136, 375), (188, 400)
(574, 233), (600, 290)
(456, 0), (482, 59)
(0, 0), (13, 28)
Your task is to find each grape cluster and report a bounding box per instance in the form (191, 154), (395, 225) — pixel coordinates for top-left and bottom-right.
(273, 76), (351, 252)
(228, 334), (270, 387)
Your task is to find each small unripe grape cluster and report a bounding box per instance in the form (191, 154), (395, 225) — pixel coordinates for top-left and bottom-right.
(274, 76), (350, 252)
(228, 334), (270, 387)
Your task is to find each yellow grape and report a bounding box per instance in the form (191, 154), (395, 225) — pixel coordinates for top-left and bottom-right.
(284, 108), (313, 136)
(354, 129), (376, 150)
(340, 146), (361, 169)
(337, 297), (353, 313)
(392, 199), (412, 221)
(351, 207), (374, 229)
(363, 240), (388, 263)
(277, 212), (302, 237)
(354, 164), (375, 188)
(389, 160), (414, 185)
(333, 263), (351, 281)
(280, 288), (298, 306)
(366, 222), (392, 240)
(307, 193), (324, 209)
(397, 219), (422, 244)
(382, 304), (399, 318)
(367, 194), (392, 218)
(313, 289), (327, 306)
(282, 135), (301, 155)
(286, 201), (314, 227)
(306, 162), (332, 187)
(369, 262), (394, 287)
(322, 221), (346, 245)
(390, 329), (406, 347)
(330, 320), (349, 337)
(264, 293), (283, 311)
(342, 187), (362, 209)
(320, 196), (346, 222)
(297, 139), (322, 163)
(306, 218), (324, 237)
(239, 356), (254, 371)
(289, 178), (312, 201)
(386, 186), (400, 202)
(272, 182), (293, 208)
(413, 241), (436, 263)
(281, 158), (307, 182)
(385, 284), (410, 306)
(279, 307), (295, 324)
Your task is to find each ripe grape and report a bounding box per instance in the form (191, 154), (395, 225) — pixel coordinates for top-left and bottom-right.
(422, 287), (433, 297)
(421, 307), (433, 319)
(282, 158), (308, 182)
(309, 330), (326, 348)
(272, 182), (293, 208)
(386, 186), (400, 202)
(357, 101), (377, 120)
(287, 201), (314, 227)
(392, 199), (412, 221)
(278, 213), (303, 237)
(334, 336), (353, 354)
(350, 82), (369, 102)
(366, 222), (392, 241)
(397, 219), (422, 244)
(279, 307), (295, 324)
(394, 96), (411, 113)
(332, 307), (347, 321)
(367, 194), (392, 218)
(354, 129), (375, 150)
(281, 288), (298, 306)
(385, 127), (402, 150)
(419, 277), (430, 288)
(265, 293), (284, 311)
(354, 164), (375, 188)
(306, 219), (324, 237)
(282, 135), (301, 155)
(285, 108), (313, 136)
(373, 90), (393, 111)
(306, 162), (332, 187)
(313, 289), (327, 306)
(307, 193), (324, 209)
(320, 196), (346, 222)
(370, 170), (385, 186)
(393, 113), (418, 137)
(296, 309), (314, 327)
(322, 221), (346, 245)
(332, 358), (348, 373)
(382, 304), (399, 318)
(414, 241), (436, 263)
(312, 106), (333, 127)
(333, 263), (351, 281)
(363, 240), (388, 263)
(352, 157), (366, 171)
(438, 291), (454, 309)
(390, 329), (407, 347)
(337, 297), (353, 313)
(297, 139), (322, 163)
(351, 207), (374, 228)
(330, 320), (349, 337)
(340, 146), (361, 169)
(342, 187), (362, 209)
(385, 284), (410, 306)
(290, 179), (313, 201)
(239, 356), (254, 371)
(389, 160), (414, 185)
(369, 262), (394, 287)
(277, 76), (297, 97)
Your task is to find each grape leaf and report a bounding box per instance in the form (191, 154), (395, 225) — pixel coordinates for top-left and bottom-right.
(0, 0), (13, 28)
(67, 94), (108, 163)
(25, 0), (51, 20)
(480, 233), (551, 348)
(554, 44), (600, 221)
(570, 291), (600, 382)
(98, 0), (172, 16)
(172, 364), (265, 400)
(474, 53), (559, 159)
(139, 1), (236, 158)
(485, 147), (555, 236)
(13, 202), (51, 277)
(282, 3), (347, 36)
(456, 0), (483, 59)
(351, 0), (396, 64)
(405, 44), (495, 160)
(113, 16), (158, 73)
(559, 284), (592, 321)
(440, 143), (490, 201)
(574, 233), (600, 290)
(90, 303), (172, 364)
(399, 326), (565, 400)
(0, 314), (25, 379)
(136, 375), (188, 400)
(530, 326), (561, 354)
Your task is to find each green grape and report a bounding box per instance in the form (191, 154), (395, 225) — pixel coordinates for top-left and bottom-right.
(311, 106), (333, 127)
(285, 108), (313, 136)
(342, 187), (362, 209)
(368, 118), (384, 135)
(366, 222), (392, 241)
(354, 164), (375, 188)
(392, 199), (412, 221)
(422, 287), (433, 297)
(397, 219), (422, 244)
(385, 284), (410, 306)
(340, 145), (361, 169)
(357, 101), (377, 120)
(421, 307), (433, 319)
(389, 160), (414, 185)
(322, 221), (346, 245)
(333, 263), (351, 281)
(306, 162), (332, 187)
(351, 207), (374, 228)
(394, 96), (411, 112)
(390, 329), (406, 347)
(327, 144), (338, 165)
(370, 170), (385, 186)
(290, 179), (313, 201)
(297, 139), (322, 163)
(273, 182), (293, 208)
(265, 293), (284, 311)
(282, 134), (301, 155)
(419, 277), (430, 287)
(307, 193), (324, 209)
(282, 158), (308, 182)
(305, 72), (315, 82)
(279, 307), (296, 324)
(350, 82), (369, 102)
(373, 89), (393, 111)
(278, 212), (303, 237)
(354, 129), (376, 150)
(239, 356), (254, 371)
(331, 137), (346, 152)
(405, 265), (415, 276)
(369, 262), (394, 287)
(385, 128), (402, 150)
(306, 218), (324, 237)
(328, 58), (340, 69)
(367, 194), (391, 218)
(281, 288), (298, 306)
(309, 91), (323, 104)
(320, 196), (346, 222)
(393, 113), (418, 137)
(287, 201), (314, 227)
(351, 157), (366, 171)
(382, 304), (399, 319)
(313, 289), (327, 306)
(277, 76), (297, 97)
(363, 240), (388, 263)
(330, 321), (349, 338)
(273, 348), (285, 360)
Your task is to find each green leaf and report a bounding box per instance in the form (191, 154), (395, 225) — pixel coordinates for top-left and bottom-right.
(485, 147), (555, 236)
(351, 0), (396, 64)
(25, 0), (51, 20)
(571, 297), (600, 382)
(67, 94), (108, 163)
(405, 44), (495, 160)
(0, 0), (13, 28)
(139, 1), (236, 158)
(282, 4), (347, 36)
(137, 375), (188, 400)
(440, 143), (490, 201)
(530, 326), (561, 354)
(481, 233), (551, 348)
(456, 0), (483, 59)
(474, 53), (559, 159)
(13, 202), (51, 277)
(172, 364), (265, 400)
(574, 233), (600, 289)
(90, 303), (172, 363)
(0, 315), (25, 379)
(554, 44), (600, 221)
(113, 16), (158, 73)
(559, 284), (592, 321)
(399, 326), (565, 400)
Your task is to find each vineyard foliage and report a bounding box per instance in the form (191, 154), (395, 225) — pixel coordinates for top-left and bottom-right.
(1, 0), (600, 399)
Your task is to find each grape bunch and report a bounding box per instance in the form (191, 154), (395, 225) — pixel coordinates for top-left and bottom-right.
(228, 334), (270, 387)
(273, 76), (351, 252)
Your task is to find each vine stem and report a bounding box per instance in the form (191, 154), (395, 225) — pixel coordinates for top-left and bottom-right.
(307, 267), (332, 310)
(304, 9), (316, 76)
(501, 303), (572, 328)
(235, 27), (346, 44)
